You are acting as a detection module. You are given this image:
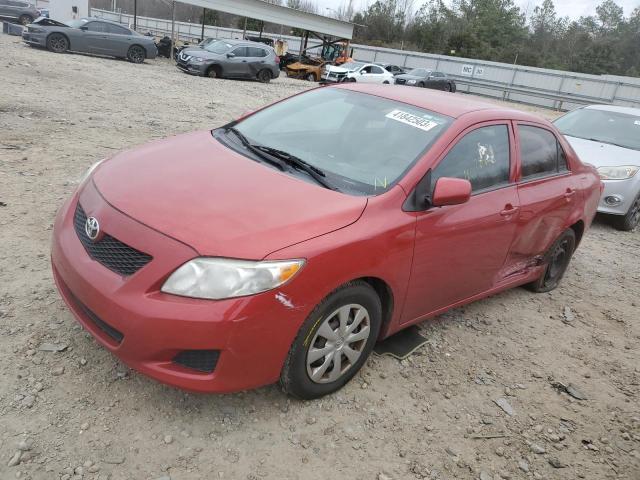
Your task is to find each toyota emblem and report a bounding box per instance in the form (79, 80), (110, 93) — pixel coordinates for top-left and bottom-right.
(85, 217), (100, 241)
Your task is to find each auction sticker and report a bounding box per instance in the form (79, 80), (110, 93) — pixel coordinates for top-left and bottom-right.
(386, 109), (439, 132)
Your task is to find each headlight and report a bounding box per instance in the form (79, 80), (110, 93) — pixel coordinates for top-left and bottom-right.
(161, 257), (305, 300)
(29, 27), (45, 33)
(597, 166), (639, 180)
(192, 57), (204, 63)
(79, 159), (104, 184)
(407, 79), (417, 84)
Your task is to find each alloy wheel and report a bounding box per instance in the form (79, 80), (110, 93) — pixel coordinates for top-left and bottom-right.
(306, 304), (371, 384)
(544, 239), (570, 286)
(49, 35), (68, 53)
(128, 46), (145, 64)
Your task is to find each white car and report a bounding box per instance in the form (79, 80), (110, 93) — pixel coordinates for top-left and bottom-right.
(322, 61), (394, 84)
(554, 104), (640, 231)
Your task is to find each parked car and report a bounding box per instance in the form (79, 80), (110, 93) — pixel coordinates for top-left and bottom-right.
(177, 38), (280, 83)
(375, 62), (406, 76)
(322, 61), (395, 84)
(22, 17), (157, 63)
(395, 68), (457, 92)
(554, 104), (640, 230)
(0, 0), (39, 25)
(51, 85), (601, 399)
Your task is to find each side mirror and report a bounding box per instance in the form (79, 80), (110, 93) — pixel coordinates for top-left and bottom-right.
(80, 25), (88, 31)
(226, 53), (235, 58)
(432, 177), (472, 207)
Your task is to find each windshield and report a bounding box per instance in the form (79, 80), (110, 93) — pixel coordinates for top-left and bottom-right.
(227, 88), (452, 195)
(65, 19), (88, 28)
(204, 40), (233, 54)
(408, 68), (429, 77)
(199, 38), (215, 47)
(554, 108), (640, 151)
(339, 61), (364, 72)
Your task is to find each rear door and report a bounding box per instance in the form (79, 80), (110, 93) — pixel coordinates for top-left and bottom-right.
(401, 122), (521, 323)
(506, 123), (579, 274)
(104, 23), (134, 57)
(246, 46), (269, 76)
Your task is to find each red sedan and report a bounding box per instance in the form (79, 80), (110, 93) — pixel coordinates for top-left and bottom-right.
(51, 85), (601, 399)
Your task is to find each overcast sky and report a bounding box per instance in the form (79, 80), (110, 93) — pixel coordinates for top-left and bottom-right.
(319, 0), (640, 19)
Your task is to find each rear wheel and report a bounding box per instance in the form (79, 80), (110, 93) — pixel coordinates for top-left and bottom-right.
(19, 14), (33, 25)
(612, 193), (640, 231)
(257, 69), (272, 83)
(127, 45), (146, 64)
(526, 228), (576, 293)
(46, 33), (68, 53)
(280, 281), (381, 399)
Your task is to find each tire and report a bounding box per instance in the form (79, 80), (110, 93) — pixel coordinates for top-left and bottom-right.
(280, 281), (382, 399)
(46, 33), (69, 54)
(611, 193), (640, 231)
(444, 82), (452, 92)
(417, 82), (425, 88)
(127, 45), (146, 64)
(383, 80), (390, 84)
(305, 72), (316, 82)
(206, 65), (221, 78)
(257, 69), (272, 83)
(347, 77), (356, 83)
(19, 14), (33, 25)
(526, 228), (576, 293)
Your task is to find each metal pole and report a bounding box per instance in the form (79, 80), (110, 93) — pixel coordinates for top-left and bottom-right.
(133, 0), (137, 31)
(243, 17), (247, 39)
(170, 1), (175, 59)
(201, 8), (205, 41)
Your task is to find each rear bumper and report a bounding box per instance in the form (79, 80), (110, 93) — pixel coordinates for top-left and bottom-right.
(51, 182), (310, 393)
(597, 176), (640, 215)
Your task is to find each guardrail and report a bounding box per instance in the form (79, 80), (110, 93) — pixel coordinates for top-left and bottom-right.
(91, 8), (640, 112)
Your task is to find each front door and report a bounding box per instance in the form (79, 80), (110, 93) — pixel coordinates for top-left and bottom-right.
(81, 21), (111, 54)
(225, 46), (250, 77)
(402, 122), (520, 323)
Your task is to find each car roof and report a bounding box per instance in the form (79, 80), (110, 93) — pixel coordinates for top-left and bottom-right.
(81, 17), (130, 27)
(216, 38), (273, 49)
(337, 84), (545, 121)
(583, 104), (640, 115)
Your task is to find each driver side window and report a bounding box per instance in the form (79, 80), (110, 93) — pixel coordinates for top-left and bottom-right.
(433, 125), (511, 193)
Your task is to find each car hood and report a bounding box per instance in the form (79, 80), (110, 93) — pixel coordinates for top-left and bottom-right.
(325, 65), (355, 74)
(563, 135), (640, 168)
(395, 74), (422, 81)
(182, 48), (221, 60)
(92, 130), (367, 258)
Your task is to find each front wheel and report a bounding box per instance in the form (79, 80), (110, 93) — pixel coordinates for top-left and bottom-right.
(444, 82), (452, 92)
(305, 72), (316, 82)
(526, 228), (576, 293)
(612, 193), (640, 231)
(417, 82), (425, 88)
(257, 69), (272, 83)
(127, 45), (146, 64)
(280, 281), (382, 399)
(47, 33), (69, 53)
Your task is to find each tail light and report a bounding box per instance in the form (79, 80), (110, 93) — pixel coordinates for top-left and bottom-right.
(275, 56), (280, 64)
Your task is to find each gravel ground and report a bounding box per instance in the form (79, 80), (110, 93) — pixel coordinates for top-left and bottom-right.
(1, 33), (639, 480)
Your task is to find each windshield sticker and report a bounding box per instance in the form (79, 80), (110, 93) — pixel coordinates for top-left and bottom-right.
(634, 120), (640, 126)
(386, 110), (439, 132)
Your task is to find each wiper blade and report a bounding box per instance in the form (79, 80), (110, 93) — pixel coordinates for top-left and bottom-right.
(226, 127), (286, 171)
(586, 138), (631, 149)
(252, 145), (339, 191)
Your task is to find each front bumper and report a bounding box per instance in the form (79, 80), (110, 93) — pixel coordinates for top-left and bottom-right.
(597, 176), (640, 215)
(176, 60), (205, 76)
(51, 181), (310, 393)
(22, 31), (46, 46)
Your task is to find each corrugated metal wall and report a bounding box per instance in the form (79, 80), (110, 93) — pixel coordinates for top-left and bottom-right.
(93, 8), (640, 111)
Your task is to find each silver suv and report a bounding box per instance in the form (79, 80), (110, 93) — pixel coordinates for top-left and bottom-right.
(0, 0), (39, 25)
(177, 38), (280, 83)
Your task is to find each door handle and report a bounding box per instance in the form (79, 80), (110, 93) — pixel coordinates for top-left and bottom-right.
(564, 188), (576, 199)
(500, 205), (519, 216)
